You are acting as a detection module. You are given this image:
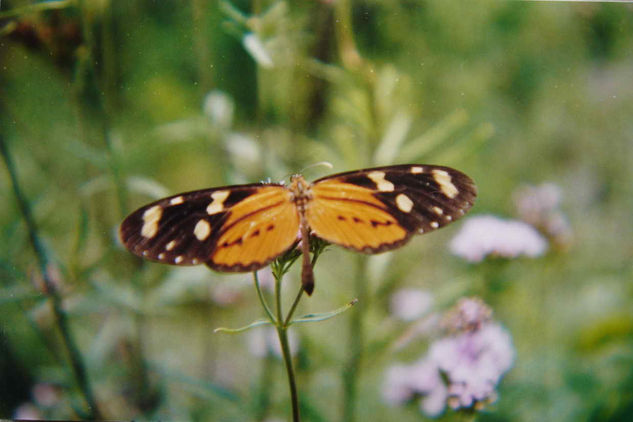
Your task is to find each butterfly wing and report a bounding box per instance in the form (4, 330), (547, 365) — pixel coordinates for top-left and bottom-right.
(208, 186), (300, 272)
(307, 164), (476, 253)
(119, 184), (300, 271)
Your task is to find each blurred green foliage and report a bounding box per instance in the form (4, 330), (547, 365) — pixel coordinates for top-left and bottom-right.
(1, 0), (632, 421)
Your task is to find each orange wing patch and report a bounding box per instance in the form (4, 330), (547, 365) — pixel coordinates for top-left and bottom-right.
(307, 180), (408, 252)
(209, 187), (300, 271)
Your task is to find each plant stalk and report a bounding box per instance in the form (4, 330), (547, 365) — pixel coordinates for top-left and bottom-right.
(0, 135), (102, 420)
(276, 324), (300, 422)
(274, 273), (301, 422)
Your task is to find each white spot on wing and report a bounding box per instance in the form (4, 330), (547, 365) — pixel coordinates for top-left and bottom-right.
(194, 219), (212, 241)
(175, 256), (184, 264)
(410, 166), (424, 174)
(432, 169), (459, 199)
(158, 253), (165, 260)
(396, 193), (414, 213)
(141, 205), (162, 238)
(170, 196), (184, 205)
(207, 190), (230, 215)
(430, 221), (439, 229)
(432, 206), (444, 215)
(165, 240), (176, 251)
(367, 171), (394, 192)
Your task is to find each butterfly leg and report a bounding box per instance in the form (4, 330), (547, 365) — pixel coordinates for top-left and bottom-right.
(300, 218), (315, 295)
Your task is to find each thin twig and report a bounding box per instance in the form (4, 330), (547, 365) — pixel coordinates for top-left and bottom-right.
(253, 271), (277, 324)
(284, 287), (304, 327)
(0, 135), (102, 420)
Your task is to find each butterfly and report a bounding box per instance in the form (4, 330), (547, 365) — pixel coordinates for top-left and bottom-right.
(119, 164), (477, 295)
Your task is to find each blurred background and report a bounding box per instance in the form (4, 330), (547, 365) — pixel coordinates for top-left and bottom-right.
(1, 0), (632, 421)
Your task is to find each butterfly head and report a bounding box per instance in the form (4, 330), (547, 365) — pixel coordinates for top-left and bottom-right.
(289, 174), (312, 209)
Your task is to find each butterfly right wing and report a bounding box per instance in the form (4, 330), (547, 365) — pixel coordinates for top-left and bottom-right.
(307, 164), (476, 253)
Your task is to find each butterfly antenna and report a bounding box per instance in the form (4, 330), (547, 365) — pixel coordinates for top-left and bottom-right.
(299, 161), (334, 177)
(279, 161), (334, 183)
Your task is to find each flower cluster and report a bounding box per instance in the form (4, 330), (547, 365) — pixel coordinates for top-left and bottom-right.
(13, 382), (62, 420)
(383, 298), (514, 417)
(449, 180), (574, 262)
(449, 215), (548, 262)
(513, 183), (573, 249)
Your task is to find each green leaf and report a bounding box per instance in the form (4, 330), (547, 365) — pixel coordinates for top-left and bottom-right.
(291, 298), (359, 325)
(397, 109), (469, 162)
(214, 318), (274, 334)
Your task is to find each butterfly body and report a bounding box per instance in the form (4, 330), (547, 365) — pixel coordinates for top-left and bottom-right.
(120, 164), (477, 294)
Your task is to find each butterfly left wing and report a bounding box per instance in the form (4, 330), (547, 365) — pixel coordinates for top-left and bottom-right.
(119, 184), (300, 271)
(307, 164), (476, 253)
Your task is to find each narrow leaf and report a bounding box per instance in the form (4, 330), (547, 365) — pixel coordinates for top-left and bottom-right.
(214, 318), (274, 334)
(291, 298), (359, 325)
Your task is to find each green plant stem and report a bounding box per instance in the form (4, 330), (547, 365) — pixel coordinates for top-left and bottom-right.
(253, 270), (302, 422)
(253, 271), (277, 324)
(342, 255), (367, 422)
(0, 136), (102, 420)
(192, 0), (213, 95)
(276, 322), (300, 422)
(284, 287), (304, 327)
(274, 273), (301, 422)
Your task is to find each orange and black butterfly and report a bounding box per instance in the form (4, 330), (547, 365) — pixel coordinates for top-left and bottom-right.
(119, 164), (476, 295)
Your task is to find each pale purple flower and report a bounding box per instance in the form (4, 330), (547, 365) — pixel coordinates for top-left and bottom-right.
(514, 183), (562, 223)
(407, 358), (445, 397)
(513, 183), (573, 248)
(543, 212), (573, 247)
(443, 297), (492, 332)
(13, 403), (41, 420)
(383, 297), (514, 417)
(382, 357), (448, 416)
(429, 323), (514, 409)
(390, 288), (434, 321)
(32, 383), (61, 407)
(247, 327), (299, 358)
(382, 364), (417, 405)
(449, 215), (548, 262)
